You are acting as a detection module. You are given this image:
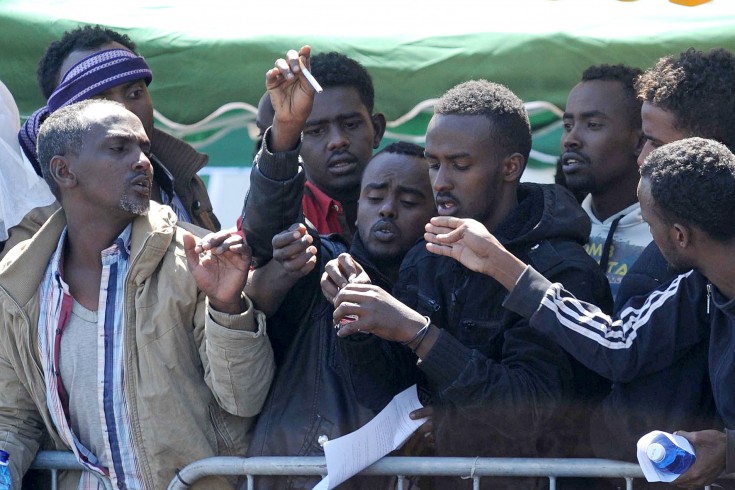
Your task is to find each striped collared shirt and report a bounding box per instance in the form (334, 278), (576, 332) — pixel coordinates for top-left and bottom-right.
(150, 153), (191, 224)
(38, 225), (144, 489)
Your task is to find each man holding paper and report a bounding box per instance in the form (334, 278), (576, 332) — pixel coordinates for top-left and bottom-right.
(223, 46), (436, 490)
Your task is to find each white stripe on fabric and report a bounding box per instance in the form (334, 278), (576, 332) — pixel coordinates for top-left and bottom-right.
(62, 70), (151, 108)
(62, 50), (135, 81)
(539, 271), (692, 350)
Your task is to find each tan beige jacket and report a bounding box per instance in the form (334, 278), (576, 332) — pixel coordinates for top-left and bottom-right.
(0, 201), (59, 262)
(0, 203), (274, 489)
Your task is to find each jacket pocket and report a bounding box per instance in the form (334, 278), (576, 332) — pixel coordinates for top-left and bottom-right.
(300, 413), (335, 455)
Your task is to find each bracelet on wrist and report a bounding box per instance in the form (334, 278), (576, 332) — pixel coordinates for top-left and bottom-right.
(410, 324), (431, 352)
(401, 316), (431, 347)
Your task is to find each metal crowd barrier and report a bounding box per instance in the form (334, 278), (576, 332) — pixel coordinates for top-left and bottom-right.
(167, 456), (655, 490)
(30, 451), (113, 490)
(30, 452), (717, 490)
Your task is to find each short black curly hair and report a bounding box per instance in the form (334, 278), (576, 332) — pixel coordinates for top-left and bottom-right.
(641, 137), (735, 242)
(374, 141), (425, 159)
(581, 63), (643, 127)
(37, 24), (138, 99)
(434, 79), (532, 161)
(365, 141), (426, 177)
(636, 48), (735, 151)
(310, 52), (375, 114)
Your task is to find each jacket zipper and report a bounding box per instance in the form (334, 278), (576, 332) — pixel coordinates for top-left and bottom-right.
(209, 403), (233, 452)
(449, 269), (470, 327)
(706, 283), (712, 315)
(417, 290), (440, 313)
(123, 232), (155, 489)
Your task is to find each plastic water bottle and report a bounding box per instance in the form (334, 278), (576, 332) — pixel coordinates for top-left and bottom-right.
(0, 449), (11, 490)
(646, 434), (696, 476)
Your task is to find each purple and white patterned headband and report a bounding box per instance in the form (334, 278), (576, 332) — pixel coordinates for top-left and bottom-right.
(19, 48), (153, 175)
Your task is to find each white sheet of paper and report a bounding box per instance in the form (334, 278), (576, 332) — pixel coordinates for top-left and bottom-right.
(312, 384), (427, 490)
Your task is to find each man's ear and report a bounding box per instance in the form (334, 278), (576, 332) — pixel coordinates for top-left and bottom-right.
(633, 129), (645, 158)
(503, 153), (525, 182)
(371, 113), (387, 149)
(50, 155), (76, 190)
(670, 222), (691, 249)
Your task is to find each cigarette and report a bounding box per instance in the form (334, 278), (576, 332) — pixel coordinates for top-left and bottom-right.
(299, 60), (323, 93)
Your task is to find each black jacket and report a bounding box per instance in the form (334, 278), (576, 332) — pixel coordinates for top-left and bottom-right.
(246, 233), (417, 490)
(240, 128), (305, 267)
(593, 241), (719, 479)
(394, 183), (613, 463)
(614, 240), (674, 313)
(240, 133), (417, 488)
(504, 263), (735, 485)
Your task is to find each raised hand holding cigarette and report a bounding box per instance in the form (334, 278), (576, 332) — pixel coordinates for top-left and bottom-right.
(265, 45), (319, 152)
(299, 58), (323, 93)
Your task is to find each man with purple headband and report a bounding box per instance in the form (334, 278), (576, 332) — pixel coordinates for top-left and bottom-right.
(14, 25), (219, 238)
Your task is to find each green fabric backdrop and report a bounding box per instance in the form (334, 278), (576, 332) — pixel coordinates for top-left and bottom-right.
(2, 0), (734, 171)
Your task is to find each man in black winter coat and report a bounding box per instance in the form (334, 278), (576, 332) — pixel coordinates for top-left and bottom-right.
(329, 79), (613, 489)
(208, 46), (436, 490)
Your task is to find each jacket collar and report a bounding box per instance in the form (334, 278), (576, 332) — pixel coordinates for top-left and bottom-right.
(497, 182), (591, 248)
(349, 232), (394, 292)
(127, 202), (178, 287)
(150, 128), (208, 183)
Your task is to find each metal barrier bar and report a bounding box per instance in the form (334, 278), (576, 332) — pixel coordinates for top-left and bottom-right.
(27, 451), (718, 490)
(167, 456), (648, 490)
(31, 451), (114, 490)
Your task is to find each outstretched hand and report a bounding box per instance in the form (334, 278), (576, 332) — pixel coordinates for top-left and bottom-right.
(195, 226), (240, 255)
(424, 217), (503, 273)
(425, 216), (527, 291)
(266, 45), (317, 151)
(183, 231), (251, 314)
(272, 223), (317, 279)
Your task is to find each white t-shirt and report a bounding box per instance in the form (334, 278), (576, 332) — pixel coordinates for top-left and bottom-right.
(581, 195), (653, 298)
(59, 300), (110, 468)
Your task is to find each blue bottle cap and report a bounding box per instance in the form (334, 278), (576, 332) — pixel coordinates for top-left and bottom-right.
(0, 450), (7, 463)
